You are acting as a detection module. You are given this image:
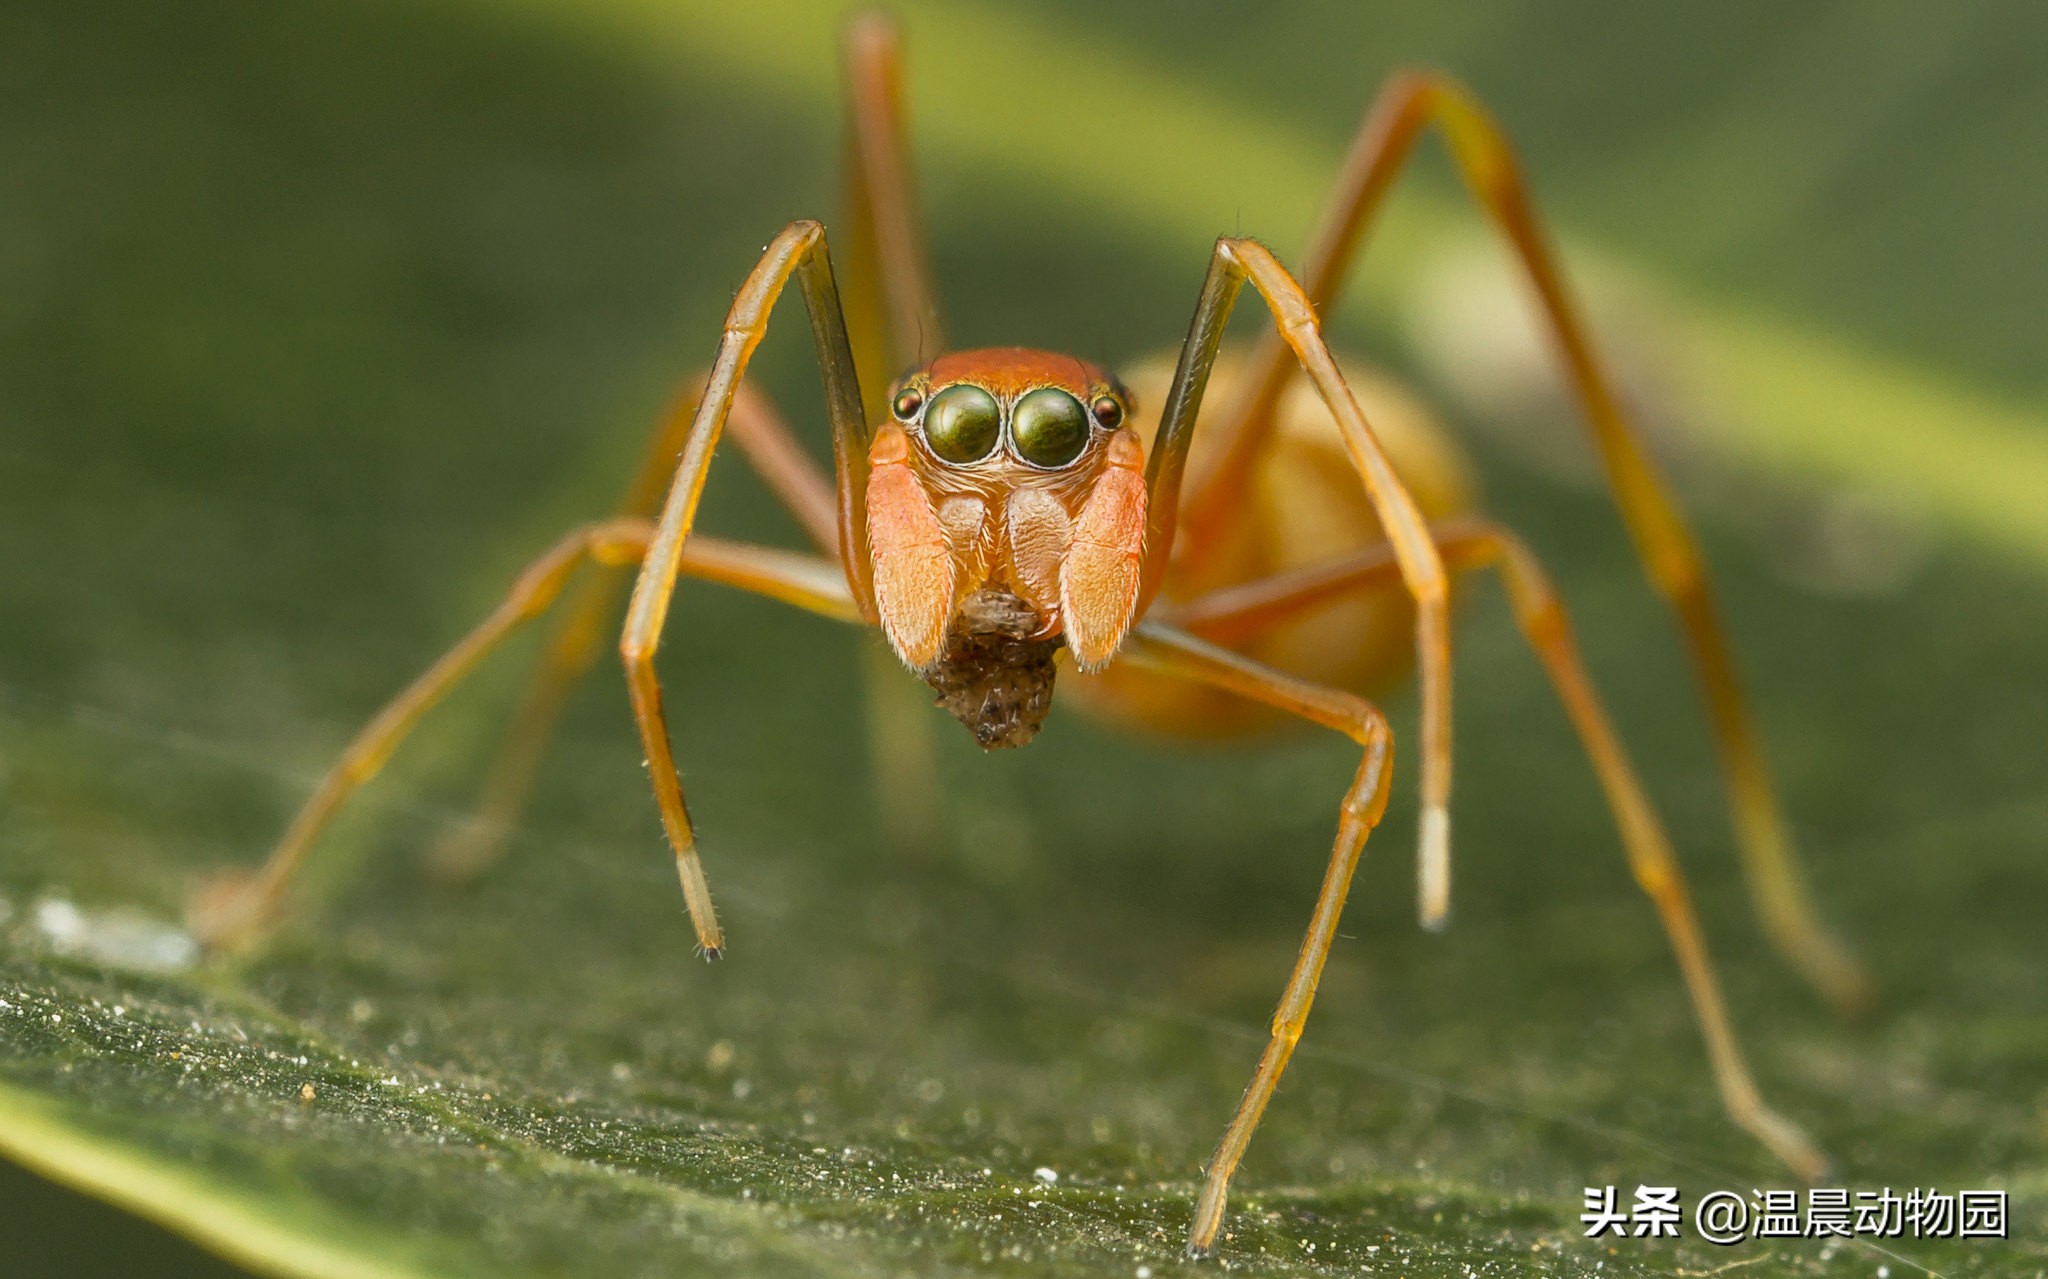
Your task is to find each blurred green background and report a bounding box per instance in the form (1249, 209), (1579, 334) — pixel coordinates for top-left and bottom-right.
(1, 0), (2043, 1275)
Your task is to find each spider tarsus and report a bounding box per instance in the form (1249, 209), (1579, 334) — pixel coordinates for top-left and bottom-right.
(423, 817), (508, 888)
(1417, 803), (1452, 930)
(186, 872), (278, 957)
(700, 946), (724, 963)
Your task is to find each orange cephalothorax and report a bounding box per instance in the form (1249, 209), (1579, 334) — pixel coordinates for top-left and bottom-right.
(864, 346), (1148, 745)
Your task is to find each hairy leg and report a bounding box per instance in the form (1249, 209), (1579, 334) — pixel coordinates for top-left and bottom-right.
(839, 11), (945, 407)
(1143, 236), (1456, 927)
(1166, 520), (1828, 1180)
(1169, 71), (1864, 1013)
(190, 518), (855, 952)
(620, 220), (869, 960)
(1111, 623), (1394, 1258)
(430, 380), (841, 883)
(838, 12), (949, 855)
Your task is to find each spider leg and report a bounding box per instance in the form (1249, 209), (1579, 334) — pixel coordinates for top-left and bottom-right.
(621, 220), (869, 960)
(188, 519), (856, 952)
(1166, 519), (1829, 1183)
(1110, 623), (1393, 1259)
(837, 11), (950, 858)
(430, 379), (840, 884)
(1144, 237), (1455, 929)
(840, 11), (945, 408)
(413, 16), (951, 890)
(1176, 73), (1867, 1015)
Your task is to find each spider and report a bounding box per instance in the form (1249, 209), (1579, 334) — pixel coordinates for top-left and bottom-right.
(192, 14), (1868, 1258)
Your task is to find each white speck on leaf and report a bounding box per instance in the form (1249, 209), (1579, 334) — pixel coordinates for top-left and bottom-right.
(32, 897), (195, 972)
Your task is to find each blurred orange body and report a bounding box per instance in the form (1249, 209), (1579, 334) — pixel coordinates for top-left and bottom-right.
(1073, 348), (1475, 738)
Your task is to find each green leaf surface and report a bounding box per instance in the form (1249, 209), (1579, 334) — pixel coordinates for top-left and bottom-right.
(2, 1), (2043, 1276)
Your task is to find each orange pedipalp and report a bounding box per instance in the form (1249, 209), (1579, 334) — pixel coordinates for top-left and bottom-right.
(1061, 429), (1149, 670)
(865, 422), (955, 667)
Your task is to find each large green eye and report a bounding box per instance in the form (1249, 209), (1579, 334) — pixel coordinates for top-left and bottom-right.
(1010, 388), (1090, 468)
(922, 384), (1001, 464)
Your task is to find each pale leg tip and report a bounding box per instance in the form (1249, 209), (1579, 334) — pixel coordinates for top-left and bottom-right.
(1417, 804), (1451, 929)
(1186, 1186), (1226, 1261)
(1790, 1136), (1831, 1185)
(186, 872), (276, 957)
(1750, 1105), (1829, 1184)
(424, 816), (508, 887)
(1807, 938), (1880, 1023)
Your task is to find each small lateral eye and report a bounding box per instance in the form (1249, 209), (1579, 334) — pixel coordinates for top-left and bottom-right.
(1011, 388), (1090, 468)
(1090, 395), (1124, 429)
(891, 386), (924, 420)
(922, 384), (1001, 463)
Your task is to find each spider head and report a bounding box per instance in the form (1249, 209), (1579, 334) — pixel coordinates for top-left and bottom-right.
(885, 348), (1132, 474)
(864, 347), (1151, 742)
